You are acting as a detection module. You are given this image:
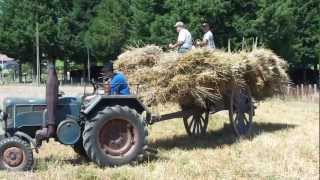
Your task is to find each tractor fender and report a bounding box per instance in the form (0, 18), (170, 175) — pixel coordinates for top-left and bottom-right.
(82, 95), (151, 118)
(14, 131), (39, 153)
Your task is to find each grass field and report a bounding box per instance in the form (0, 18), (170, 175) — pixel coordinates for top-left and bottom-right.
(0, 85), (318, 180)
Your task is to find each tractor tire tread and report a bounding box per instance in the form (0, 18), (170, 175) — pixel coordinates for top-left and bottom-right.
(83, 105), (148, 167)
(0, 136), (34, 171)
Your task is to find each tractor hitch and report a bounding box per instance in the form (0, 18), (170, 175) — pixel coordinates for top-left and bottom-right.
(149, 110), (193, 124)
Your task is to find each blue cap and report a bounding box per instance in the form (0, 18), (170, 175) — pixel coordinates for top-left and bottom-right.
(103, 62), (113, 72)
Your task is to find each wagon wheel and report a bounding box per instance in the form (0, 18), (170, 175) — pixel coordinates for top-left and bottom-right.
(183, 110), (209, 136)
(229, 86), (254, 137)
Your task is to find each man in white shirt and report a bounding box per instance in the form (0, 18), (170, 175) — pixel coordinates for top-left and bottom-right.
(198, 23), (216, 49)
(169, 21), (193, 53)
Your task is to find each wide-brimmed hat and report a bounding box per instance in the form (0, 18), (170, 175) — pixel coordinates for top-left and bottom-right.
(202, 23), (210, 28)
(174, 21), (184, 27)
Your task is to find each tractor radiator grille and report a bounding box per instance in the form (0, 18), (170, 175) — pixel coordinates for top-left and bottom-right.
(15, 105), (46, 116)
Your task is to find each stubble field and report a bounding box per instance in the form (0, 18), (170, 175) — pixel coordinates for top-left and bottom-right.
(0, 85), (318, 180)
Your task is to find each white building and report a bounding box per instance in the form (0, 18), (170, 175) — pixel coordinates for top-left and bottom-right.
(0, 54), (18, 71)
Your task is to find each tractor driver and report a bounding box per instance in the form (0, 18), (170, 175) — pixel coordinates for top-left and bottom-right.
(102, 62), (130, 95)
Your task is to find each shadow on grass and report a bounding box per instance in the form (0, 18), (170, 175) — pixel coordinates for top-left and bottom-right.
(149, 122), (297, 150)
(34, 154), (90, 171)
(34, 122), (296, 170)
(64, 155), (90, 166)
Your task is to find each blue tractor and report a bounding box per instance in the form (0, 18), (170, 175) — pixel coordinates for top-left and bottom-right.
(0, 91), (151, 171)
(0, 61), (255, 171)
(0, 61), (152, 171)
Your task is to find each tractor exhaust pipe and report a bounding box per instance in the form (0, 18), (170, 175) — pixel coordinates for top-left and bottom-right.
(46, 59), (58, 134)
(46, 60), (58, 126)
(35, 59), (58, 145)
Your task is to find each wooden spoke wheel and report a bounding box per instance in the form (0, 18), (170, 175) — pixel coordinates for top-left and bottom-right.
(183, 110), (209, 136)
(229, 86), (254, 137)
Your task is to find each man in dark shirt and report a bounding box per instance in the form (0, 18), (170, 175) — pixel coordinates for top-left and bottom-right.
(102, 62), (130, 95)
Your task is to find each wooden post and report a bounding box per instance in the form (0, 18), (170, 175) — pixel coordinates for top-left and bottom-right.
(308, 84), (311, 97)
(1, 58), (3, 83)
(309, 84), (312, 101)
(301, 84), (304, 98)
(252, 38), (255, 49)
(228, 39), (231, 53)
(87, 47), (91, 82)
(241, 37), (245, 50)
(36, 22), (40, 86)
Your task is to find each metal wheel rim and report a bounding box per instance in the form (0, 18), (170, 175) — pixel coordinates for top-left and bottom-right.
(99, 119), (137, 157)
(2, 147), (25, 168)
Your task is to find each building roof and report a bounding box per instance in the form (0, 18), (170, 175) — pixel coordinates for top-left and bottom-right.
(0, 54), (14, 61)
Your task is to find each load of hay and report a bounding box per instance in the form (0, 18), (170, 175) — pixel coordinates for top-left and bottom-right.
(114, 46), (288, 109)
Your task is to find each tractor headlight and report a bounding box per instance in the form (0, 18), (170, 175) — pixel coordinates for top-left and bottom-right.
(0, 110), (6, 137)
(0, 110), (7, 121)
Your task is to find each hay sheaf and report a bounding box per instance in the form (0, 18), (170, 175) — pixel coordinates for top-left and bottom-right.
(114, 46), (289, 108)
(242, 49), (289, 100)
(114, 45), (163, 74)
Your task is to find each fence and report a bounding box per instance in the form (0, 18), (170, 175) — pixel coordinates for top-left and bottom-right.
(286, 84), (319, 102)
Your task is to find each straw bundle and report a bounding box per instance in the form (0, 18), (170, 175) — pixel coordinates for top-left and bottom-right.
(114, 46), (288, 109)
(242, 49), (288, 100)
(115, 45), (163, 73)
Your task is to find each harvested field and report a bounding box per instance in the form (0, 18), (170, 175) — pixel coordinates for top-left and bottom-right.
(0, 85), (318, 179)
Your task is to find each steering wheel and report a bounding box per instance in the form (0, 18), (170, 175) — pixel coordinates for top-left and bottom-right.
(90, 80), (98, 94)
(90, 80), (105, 94)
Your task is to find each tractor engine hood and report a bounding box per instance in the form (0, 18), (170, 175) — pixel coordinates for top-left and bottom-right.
(2, 97), (46, 121)
(3, 96), (81, 133)
(3, 97), (46, 108)
(3, 97), (46, 111)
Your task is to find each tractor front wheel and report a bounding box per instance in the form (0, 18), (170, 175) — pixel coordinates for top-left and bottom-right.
(83, 106), (148, 166)
(0, 137), (34, 171)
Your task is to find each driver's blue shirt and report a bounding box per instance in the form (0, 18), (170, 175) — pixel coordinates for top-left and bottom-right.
(110, 72), (130, 95)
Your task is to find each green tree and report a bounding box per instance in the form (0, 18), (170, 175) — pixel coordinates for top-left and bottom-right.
(1, 0), (319, 77)
(85, 0), (130, 61)
(0, 0), (37, 81)
(0, 0), (102, 81)
(67, 0), (101, 65)
(249, 0), (319, 69)
(289, 0), (320, 69)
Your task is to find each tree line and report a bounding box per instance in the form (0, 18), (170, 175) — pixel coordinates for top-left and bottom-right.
(0, 0), (319, 80)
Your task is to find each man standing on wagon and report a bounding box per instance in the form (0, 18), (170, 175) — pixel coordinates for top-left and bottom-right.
(169, 21), (193, 53)
(197, 23), (216, 49)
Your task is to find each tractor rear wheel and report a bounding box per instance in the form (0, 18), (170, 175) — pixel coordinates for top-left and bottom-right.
(0, 137), (34, 171)
(83, 105), (148, 166)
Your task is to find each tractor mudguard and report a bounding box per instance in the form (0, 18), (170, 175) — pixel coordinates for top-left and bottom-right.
(82, 95), (151, 117)
(14, 131), (39, 152)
